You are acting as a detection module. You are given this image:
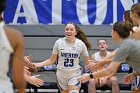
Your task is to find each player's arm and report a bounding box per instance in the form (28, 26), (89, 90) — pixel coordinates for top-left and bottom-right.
(35, 39), (59, 67)
(93, 49), (117, 69)
(8, 28), (26, 93)
(90, 53), (95, 60)
(83, 56), (91, 65)
(35, 54), (58, 67)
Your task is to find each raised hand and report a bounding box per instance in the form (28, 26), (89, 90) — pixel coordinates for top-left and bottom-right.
(26, 75), (44, 87)
(123, 73), (134, 84)
(86, 60), (97, 72)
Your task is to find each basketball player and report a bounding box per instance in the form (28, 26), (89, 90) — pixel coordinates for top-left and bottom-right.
(35, 22), (91, 93)
(0, 0), (25, 93)
(130, 3), (140, 40)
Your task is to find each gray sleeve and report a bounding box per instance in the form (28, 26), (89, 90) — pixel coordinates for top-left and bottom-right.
(52, 39), (59, 54)
(113, 41), (133, 63)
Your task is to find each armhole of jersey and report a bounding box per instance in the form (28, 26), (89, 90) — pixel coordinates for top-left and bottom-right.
(2, 23), (14, 53)
(0, 22), (14, 53)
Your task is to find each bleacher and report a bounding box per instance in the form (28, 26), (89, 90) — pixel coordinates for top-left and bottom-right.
(10, 24), (132, 93)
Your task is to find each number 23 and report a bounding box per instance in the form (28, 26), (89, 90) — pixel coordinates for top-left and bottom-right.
(64, 59), (74, 67)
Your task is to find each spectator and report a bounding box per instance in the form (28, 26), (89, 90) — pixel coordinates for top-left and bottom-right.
(88, 39), (119, 93)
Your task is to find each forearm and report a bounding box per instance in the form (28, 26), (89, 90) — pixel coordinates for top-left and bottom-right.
(18, 89), (26, 93)
(94, 50), (115, 69)
(93, 61), (106, 70)
(24, 74), (31, 83)
(35, 59), (54, 67)
(92, 67), (115, 79)
(100, 59), (112, 65)
(14, 78), (26, 93)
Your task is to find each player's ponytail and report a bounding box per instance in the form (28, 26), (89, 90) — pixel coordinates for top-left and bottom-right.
(0, 0), (6, 13)
(65, 22), (91, 50)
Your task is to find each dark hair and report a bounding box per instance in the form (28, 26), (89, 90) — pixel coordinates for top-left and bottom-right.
(123, 10), (133, 24)
(0, 0), (6, 13)
(131, 3), (140, 17)
(65, 22), (92, 50)
(97, 39), (107, 45)
(113, 21), (133, 38)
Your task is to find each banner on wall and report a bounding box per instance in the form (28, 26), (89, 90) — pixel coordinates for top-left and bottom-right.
(3, 0), (140, 25)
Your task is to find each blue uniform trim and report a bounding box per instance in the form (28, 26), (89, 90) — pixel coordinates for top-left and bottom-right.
(75, 82), (81, 86)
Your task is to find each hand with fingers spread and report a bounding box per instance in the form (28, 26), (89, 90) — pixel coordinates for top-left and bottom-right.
(78, 73), (91, 83)
(25, 75), (44, 87)
(87, 60), (111, 72)
(25, 54), (32, 62)
(24, 55), (44, 87)
(123, 73), (135, 84)
(24, 55), (37, 72)
(24, 66), (31, 76)
(86, 60), (97, 72)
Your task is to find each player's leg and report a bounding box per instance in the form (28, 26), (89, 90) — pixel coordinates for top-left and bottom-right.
(56, 70), (69, 93)
(88, 78), (99, 93)
(68, 85), (80, 93)
(68, 69), (81, 93)
(107, 76), (119, 93)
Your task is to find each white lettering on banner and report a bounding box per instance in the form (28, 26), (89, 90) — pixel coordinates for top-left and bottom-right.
(13, 0), (38, 24)
(94, 0), (107, 25)
(52, 0), (62, 24)
(76, 0), (90, 24)
(113, 0), (117, 24)
(7, 0), (140, 24)
(120, 0), (134, 10)
(113, 0), (138, 24)
(134, 0), (139, 3)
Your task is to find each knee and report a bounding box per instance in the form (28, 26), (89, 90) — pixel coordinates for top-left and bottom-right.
(109, 76), (118, 85)
(88, 79), (96, 86)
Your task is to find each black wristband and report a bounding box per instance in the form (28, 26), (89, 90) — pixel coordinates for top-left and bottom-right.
(89, 73), (94, 79)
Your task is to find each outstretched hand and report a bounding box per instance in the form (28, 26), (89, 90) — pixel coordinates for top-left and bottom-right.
(24, 55), (37, 72)
(24, 66), (31, 76)
(78, 73), (91, 83)
(123, 73), (134, 84)
(86, 60), (97, 72)
(28, 75), (44, 87)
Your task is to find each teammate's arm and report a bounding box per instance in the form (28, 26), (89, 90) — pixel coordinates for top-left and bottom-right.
(9, 28), (26, 93)
(91, 49), (117, 71)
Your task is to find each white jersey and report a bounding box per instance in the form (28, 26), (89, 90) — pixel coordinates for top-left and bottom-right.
(0, 22), (14, 93)
(52, 37), (89, 70)
(94, 51), (111, 61)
